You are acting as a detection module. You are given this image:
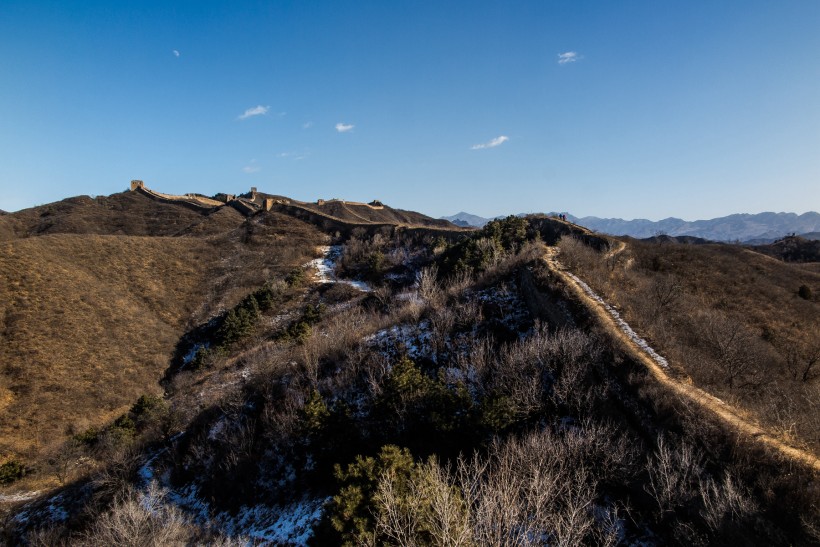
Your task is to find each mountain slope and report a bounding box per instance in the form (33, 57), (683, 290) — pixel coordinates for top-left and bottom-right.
(0, 234), (212, 456)
(443, 211), (820, 241)
(0, 189), (327, 473)
(440, 212), (494, 227)
(570, 211), (820, 241)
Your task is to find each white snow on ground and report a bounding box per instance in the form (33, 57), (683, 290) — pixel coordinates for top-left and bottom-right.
(0, 491), (40, 504)
(158, 479), (325, 545)
(217, 497), (326, 545)
(308, 245), (372, 292)
(563, 271), (669, 369)
(12, 493), (68, 526)
(135, 448), (326, 545)
(473, 282), (530, 333)
(366, 321), (433, 361)
(182, 342), (209, 365)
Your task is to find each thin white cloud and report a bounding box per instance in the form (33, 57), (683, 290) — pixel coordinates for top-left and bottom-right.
(303, 121), (314, 129)
(335, 122), (354, 133)
(172, 49), (180, 57)
(278, 150), (310, 161)
(242, 159), (260, 173)
(558, 51), (580, 64)
(238, 105), (270, 120)
(471, 135), (509, 150)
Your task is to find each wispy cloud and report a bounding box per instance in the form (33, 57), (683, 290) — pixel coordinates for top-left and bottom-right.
(557, 51), (580, 64)
(278, 151), (309, 161)
(303, 121), (314, 129)
(242, 159), (260, 173)
(238, 105), (270, 120)
(335, 122), (354, 133)
(471, 135), (509, 150)
(172, 49), (180, 57)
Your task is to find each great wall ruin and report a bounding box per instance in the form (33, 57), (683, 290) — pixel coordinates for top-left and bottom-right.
(127, 180), (421, 229)
(127, 180), (471, 241)
(130, 180), (276, 213)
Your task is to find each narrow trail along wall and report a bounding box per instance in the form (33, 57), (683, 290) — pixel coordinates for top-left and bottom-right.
(542, 246), (820, 472)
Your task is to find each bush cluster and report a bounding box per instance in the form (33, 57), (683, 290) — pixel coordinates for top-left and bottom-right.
(0, 459), (26, 485)
(438, 216), (530, 277)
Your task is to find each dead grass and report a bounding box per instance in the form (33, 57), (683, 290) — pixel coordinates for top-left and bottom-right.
(0, 234), (212, 462)
(558, 236), (820, 452)
(0, 206), (326, 478)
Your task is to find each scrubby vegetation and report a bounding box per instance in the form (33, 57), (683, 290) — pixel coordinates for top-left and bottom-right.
(558, 234), (820, 451)
(2, 203), (818, 545)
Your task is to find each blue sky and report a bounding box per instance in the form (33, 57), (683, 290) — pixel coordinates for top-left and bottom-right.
(1, 1), (818, 220)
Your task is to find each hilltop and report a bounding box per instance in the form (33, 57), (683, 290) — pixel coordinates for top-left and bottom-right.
(1, 190), (818, 545)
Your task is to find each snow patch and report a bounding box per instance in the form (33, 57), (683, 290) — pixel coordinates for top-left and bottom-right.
(564, 271), (669, 369)
(308, 246), (372, 291)
(366, 321), (433, 361)
(183, 342), (209, 365)
(0, 491), (40, 504)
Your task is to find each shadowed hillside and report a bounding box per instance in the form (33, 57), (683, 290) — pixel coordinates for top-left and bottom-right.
(0, 191), (246, 240)
(750, 235), (820, 263)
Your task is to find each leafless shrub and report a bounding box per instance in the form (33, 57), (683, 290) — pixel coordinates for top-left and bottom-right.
(557, 235), (601, 273)
(417, 265), (441, 306)
(420, 459), (473, 547)
(446, 268), (474, 297)
(696, 310), (766, 390)
(785, 338), (820, 383)
(24, 524), (70, 547)
(698, 473), (756, 533)
(79, 482), (193, 546)
(645, 436), (702, 515)
(447, 425), (626, 546)
(429, 305), (456, 359)
(90, 444), (145, 501)
(261, 378), (306, 443)
(374, 467), (424, 545)
(647, 275), (683, 324)
(46, 438), (83, 485)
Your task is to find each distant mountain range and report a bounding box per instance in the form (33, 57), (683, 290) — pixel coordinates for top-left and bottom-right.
(442, 211), (820, 243)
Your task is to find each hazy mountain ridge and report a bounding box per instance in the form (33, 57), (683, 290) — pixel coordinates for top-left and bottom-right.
(443, 211), (820, 242)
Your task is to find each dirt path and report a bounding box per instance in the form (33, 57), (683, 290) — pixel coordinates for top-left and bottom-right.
(544, 246), (820, 472)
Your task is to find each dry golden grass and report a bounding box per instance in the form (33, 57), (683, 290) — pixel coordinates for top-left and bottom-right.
(0, 234), (216, 462)
(559, 236), (820, 451)
(0, 202), (327, 477)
